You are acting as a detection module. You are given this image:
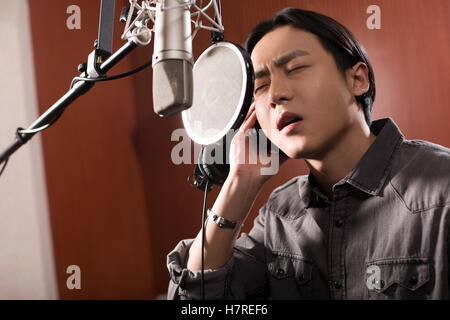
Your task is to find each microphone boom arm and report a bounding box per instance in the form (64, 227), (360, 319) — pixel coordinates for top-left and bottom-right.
(0, 0), (227, 173)
(0, 39), (139, 166)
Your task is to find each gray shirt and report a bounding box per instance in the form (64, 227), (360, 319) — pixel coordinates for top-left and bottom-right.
(167, 117), (450, 299)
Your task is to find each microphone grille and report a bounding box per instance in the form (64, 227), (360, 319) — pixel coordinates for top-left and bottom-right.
(153, 59), (193, 117)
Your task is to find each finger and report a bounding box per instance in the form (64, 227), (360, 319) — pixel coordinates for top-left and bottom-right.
(243, 102), (256, 122)
(240, 108), (258, 132)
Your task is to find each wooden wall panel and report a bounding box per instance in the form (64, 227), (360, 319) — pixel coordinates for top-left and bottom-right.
(28, 0), (449, 298)
(28, 0), (155, 299)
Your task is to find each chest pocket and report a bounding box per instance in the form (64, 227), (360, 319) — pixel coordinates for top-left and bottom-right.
(267, 253), (313, 299)
(365, 258), (431, 299)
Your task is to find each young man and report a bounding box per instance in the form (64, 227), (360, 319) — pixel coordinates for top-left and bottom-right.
(167, 8), (450, 299)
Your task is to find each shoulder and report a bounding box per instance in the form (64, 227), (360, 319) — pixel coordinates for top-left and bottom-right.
(389, 138), (450, 211)
(265, 175), (308, 219)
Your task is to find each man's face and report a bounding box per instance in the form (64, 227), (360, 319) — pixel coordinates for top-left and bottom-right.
(251, 26), (360, 160)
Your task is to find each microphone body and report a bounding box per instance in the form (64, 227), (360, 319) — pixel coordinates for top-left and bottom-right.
(152, 0), (193, 117)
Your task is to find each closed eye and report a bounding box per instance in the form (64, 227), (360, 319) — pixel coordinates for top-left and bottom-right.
(254, 84), (269, 94)
(287, 65), (307, 74)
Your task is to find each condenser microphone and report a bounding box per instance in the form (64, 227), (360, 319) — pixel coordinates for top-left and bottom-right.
(152, 0), (193, 117)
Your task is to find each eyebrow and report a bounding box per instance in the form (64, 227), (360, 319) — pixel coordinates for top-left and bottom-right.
(254, 50), (310, 79)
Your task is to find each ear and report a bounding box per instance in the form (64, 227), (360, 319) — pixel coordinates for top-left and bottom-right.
(347, 62), (370, 97)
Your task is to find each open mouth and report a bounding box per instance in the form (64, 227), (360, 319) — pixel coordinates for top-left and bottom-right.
(277, 112), (303, 133)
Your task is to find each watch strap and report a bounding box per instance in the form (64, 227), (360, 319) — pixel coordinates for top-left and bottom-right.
(207, 209), (237, 229)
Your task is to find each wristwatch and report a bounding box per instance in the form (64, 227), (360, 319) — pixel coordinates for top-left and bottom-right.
(207, 209), (237, 229)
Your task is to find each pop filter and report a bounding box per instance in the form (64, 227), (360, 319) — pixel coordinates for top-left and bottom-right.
(182, 41), (254, 189)
(182, 41), (254, 145)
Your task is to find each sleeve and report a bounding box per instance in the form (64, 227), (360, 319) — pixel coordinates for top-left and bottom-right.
(166, 204), (269, 300)
(447, 217), (450, 291)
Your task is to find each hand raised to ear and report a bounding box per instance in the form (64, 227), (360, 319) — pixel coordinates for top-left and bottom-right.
(228, 102), (287, 185)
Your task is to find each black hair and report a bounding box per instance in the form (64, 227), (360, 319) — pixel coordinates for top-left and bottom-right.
(245, 8), (376, 126)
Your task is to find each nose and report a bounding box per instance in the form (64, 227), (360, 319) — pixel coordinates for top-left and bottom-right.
(268, 73), (293, 108)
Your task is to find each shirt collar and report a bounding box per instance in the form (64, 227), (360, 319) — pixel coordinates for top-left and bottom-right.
(301, 174), (330, 208)
(299, 117), (404, 207)
(343, 117), (404, 196)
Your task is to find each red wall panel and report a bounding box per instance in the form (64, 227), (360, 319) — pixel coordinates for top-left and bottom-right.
(28, 0), (156, 298)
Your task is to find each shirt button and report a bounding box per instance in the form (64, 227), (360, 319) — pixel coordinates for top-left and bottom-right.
(298, 274), (305, 281)
(376, 279), (385, 289)
(409, 275), (418, 286)
(333, 281), (342, 289)
(276, 268), (285, 276)
(335, 219), (343, 228)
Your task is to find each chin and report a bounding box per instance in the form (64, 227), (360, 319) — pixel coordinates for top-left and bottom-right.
(287, 150), (307, 159)
(281, 146), (307, 159)
(280, 139), (312, 159)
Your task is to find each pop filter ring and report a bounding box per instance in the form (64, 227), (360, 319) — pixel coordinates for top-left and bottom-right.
(182, 41), (254, 146)
(185, 41), (255, 188)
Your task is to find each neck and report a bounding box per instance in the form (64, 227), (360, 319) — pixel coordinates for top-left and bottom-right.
(305, 121), (376, 199)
